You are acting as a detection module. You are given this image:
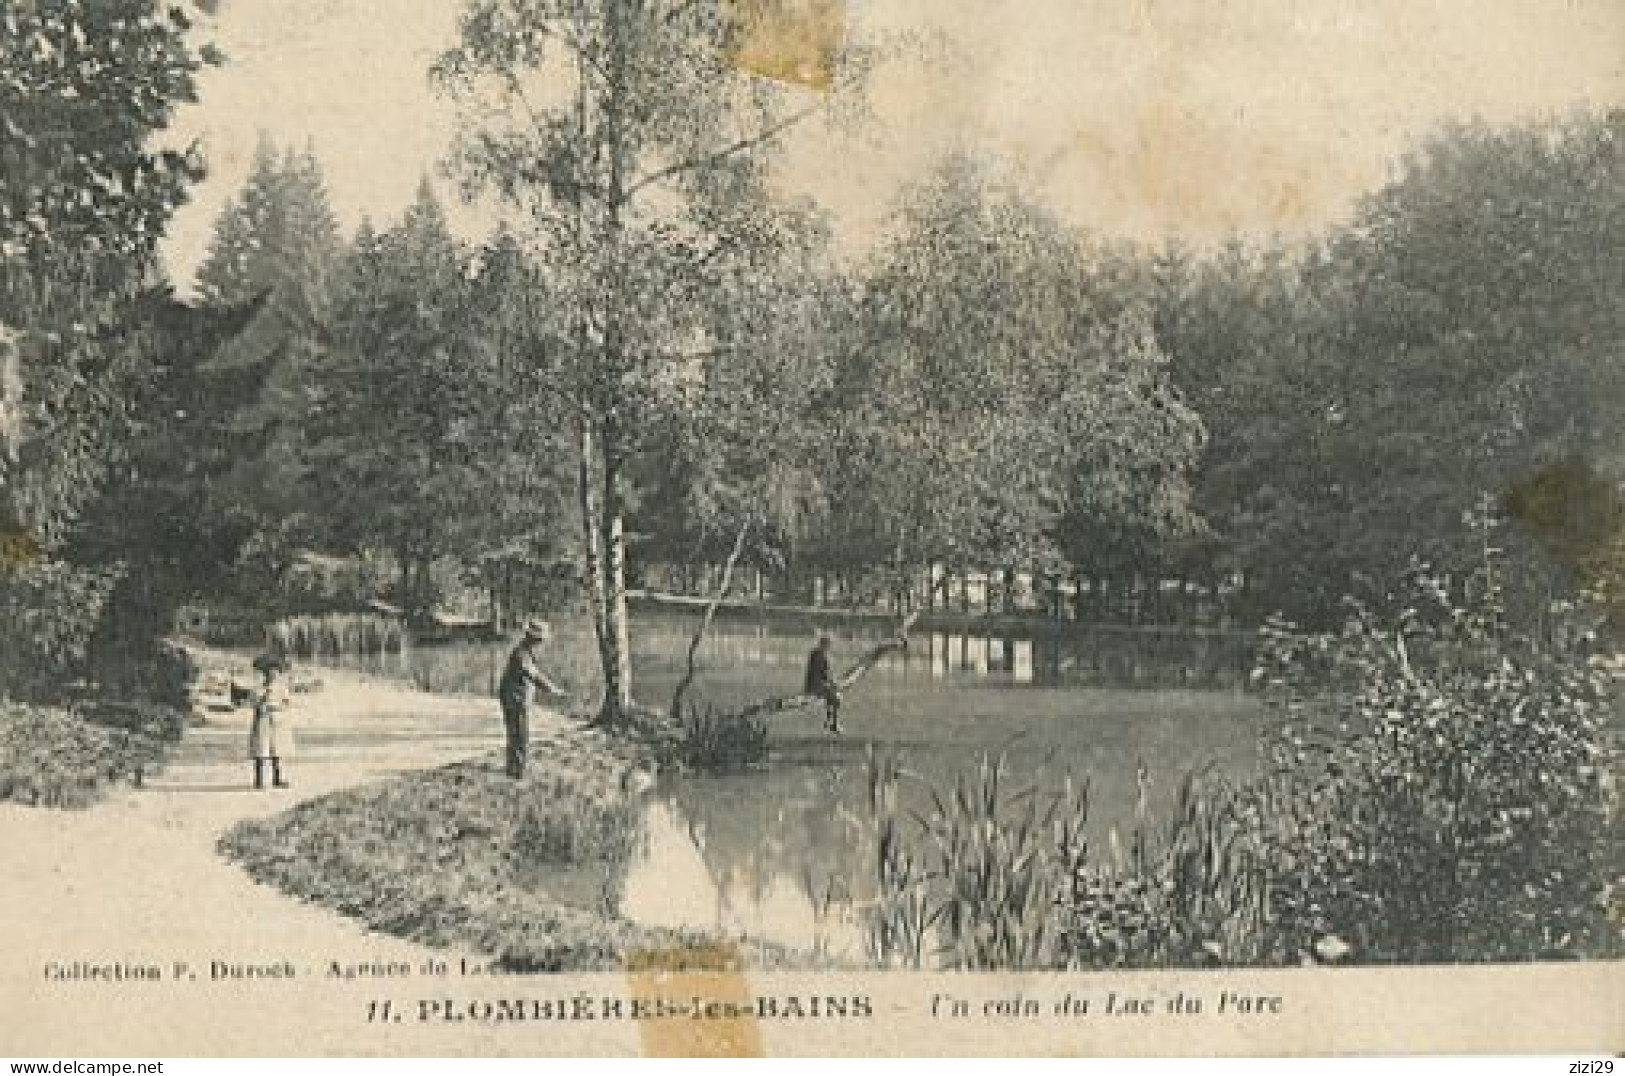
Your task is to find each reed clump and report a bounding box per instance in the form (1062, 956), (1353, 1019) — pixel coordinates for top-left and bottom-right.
(860, 750), (1281, 971)
(266, 613), (408, 661)
(676, 700), (769, 771)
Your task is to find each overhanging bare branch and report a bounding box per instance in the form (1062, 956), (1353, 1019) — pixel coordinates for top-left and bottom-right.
(623, 102), (821, 203)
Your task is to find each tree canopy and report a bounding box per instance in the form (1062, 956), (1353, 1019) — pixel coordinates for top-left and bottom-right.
(1, 0), (217, 548)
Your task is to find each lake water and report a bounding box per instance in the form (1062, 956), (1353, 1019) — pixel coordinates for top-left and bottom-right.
(612, 681), (1265, 964)
(339, 608), (1266, 962)
(354, 605), (1254, 696)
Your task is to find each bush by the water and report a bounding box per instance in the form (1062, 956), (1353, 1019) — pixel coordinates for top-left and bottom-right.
(676, 701), (769, 771)
(587, 697), (770, 772)
(1250, 564), (1621, 963)
(266, 613), (407, 661)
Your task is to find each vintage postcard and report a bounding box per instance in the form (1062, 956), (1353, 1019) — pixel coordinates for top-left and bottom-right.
(0, 0), (1621, 1059)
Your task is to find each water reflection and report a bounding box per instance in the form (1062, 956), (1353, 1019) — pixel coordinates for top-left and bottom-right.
(638, 622), (1246, 688)
(318, 610), (1261, 961)
(618, 777), (872, 962)
(327, 609), (1253, 697)
(616, 802), (720, 932)
(663, 618), (1251, 690)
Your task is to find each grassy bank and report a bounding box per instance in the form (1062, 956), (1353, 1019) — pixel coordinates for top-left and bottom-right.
(217, 724), (788, 971)
(0, 698), (189, 809)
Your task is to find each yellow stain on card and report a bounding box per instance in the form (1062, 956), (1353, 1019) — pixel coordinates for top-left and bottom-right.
(0, 514), (40, 574)
(624, 943), (764, 1057)
(722, 0), (846, 92)
(1503, 457), (1625, 628)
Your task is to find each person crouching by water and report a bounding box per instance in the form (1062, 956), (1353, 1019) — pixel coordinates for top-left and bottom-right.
(499, 619), (568, 779)
(805, 633), (842, 735)
(247, 652), (294, 790)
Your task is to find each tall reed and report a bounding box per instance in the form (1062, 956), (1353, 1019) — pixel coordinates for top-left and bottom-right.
(266, 613), (408, 662)
(863, 748), (935, 968)
(1057, 767), (1275, 969)
(862, 750), (1281, 971)
(861, 747), (1090, 970)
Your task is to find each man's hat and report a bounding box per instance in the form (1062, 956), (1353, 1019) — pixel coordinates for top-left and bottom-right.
(521, 618), (551, 640)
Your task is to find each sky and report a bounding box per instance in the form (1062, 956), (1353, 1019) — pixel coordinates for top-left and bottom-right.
(157, 0), (1625, 294)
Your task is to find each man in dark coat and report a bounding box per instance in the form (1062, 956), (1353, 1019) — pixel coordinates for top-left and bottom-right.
(804, 633), (841, 734)
(499, 619), (567, 778)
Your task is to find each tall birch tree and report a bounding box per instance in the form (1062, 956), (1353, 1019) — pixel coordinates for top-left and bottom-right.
(434, 0), (857, 722)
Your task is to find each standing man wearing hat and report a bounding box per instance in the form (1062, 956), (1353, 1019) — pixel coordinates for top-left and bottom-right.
(499, 619), (568, 778)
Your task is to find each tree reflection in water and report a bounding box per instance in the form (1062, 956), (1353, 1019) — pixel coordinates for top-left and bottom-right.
(617, 767), (873, 962)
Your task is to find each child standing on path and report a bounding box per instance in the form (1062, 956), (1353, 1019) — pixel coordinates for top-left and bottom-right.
(247, 652), (294, 790)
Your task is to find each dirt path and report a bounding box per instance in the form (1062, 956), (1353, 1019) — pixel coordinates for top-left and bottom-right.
(0, 659), (625, 1055)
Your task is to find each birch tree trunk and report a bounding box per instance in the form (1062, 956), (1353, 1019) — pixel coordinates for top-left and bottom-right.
(577, 417), (611, 676)
(598, 419), (634, 720)
(592, 0), (635, 723)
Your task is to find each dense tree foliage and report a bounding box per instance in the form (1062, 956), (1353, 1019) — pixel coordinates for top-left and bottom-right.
(309, 186), (573, 621)
(1005, 111), (1625, 628)
(626, 113), (1624, 635)
(11, 0), (1610, 702)
(1313, 114), (1624, 613)
(0, 1), (217, 697)
(811, 158), (1204, 601)
(0, 0), (216, 548)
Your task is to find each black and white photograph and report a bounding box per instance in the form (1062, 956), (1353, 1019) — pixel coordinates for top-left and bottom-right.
(0, 0), (1620, 1059)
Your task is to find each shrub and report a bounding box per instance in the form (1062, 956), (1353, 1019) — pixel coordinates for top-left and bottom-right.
(0, 563), (196, 806)
(266, 613), (407, 661)
(88, 637), (201, 712)
(77, 698), (188, 745)
(0, 702), (177, 807)
(676, 701), (769, 771)
(147, 641), (201, 709)
(1251, 557), (1621, 963)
